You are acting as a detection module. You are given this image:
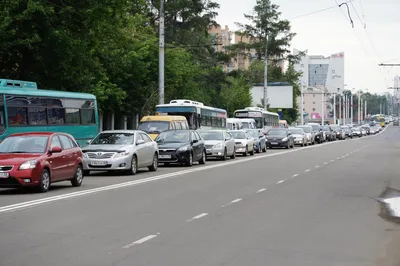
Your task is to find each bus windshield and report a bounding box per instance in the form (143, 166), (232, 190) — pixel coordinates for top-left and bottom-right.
(138, 121), (170, 134)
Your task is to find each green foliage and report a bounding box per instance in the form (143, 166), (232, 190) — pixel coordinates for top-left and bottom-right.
(219, 75), (252, 117)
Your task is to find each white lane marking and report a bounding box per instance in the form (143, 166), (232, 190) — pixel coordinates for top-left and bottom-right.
(337, 157), (341, 160)
(0, 126), (390, 214)
(315, 166), (319, 168)
(229, 198), (242, 204)
(292, 174), (299, 177)
(324, 162), (328, 164)
(305, 169), (310, 172)
(257, 188), (267, 193)
(122, 234), (158, 248)
(346, 153), (349, 156)
(331, 159), (335, 162)
(277, 180), (285, 184)
(188, 213), (208, 222)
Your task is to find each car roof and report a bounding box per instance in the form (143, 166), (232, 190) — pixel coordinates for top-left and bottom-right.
(9, 132), (56, 137)
(100, 130), (143, 134)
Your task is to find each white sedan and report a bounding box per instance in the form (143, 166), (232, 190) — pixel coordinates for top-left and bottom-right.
(229, 130), (255, 156)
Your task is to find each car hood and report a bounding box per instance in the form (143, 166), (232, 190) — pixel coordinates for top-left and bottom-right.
(83, 144), (130, 152)
(292, 134), (303, 138)
(158, 142), (189, 150)
(266, 136), (285, 140)
(0, 153), (42, 165)
(204, 140), (224, 146)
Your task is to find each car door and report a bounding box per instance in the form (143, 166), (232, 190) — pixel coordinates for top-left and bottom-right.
(58, 134), (75, 179)
(190, 131), (201, 160)
(48, 135), (64, 181)
(134, 133), (147, 168)
(139, 132), (154, 166)
(225, 132), (235, 155)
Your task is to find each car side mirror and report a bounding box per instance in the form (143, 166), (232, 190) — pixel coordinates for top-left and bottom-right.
(192, 139), (199, 144)
(50, 146), (62, 153)
(136, 139), (145, 145)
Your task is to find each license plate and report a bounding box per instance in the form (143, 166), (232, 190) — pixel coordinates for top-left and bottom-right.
(0, 172), (9, 178)
(91, 161), (107, 166)
(271, 142), (278, 145)
(159, 155), (171, 159)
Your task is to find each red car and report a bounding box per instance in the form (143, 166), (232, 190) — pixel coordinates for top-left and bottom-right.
(0, 132), (84, 192)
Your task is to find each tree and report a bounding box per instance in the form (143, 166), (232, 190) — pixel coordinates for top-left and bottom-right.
(219, 75), (252, 117)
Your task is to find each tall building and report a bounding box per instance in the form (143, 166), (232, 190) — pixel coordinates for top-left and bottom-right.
(294, 49), (345, 121)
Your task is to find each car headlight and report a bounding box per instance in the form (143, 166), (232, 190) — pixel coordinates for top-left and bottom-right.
(19, 160), (37, 170)
(282, 137), (288, 142)
(177, 145), (190, 152)
(213, 143), (222, 149)
(114, 151), (130, 158)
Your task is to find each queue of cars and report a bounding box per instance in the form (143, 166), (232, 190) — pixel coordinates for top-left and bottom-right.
(0, 120), (386, 193)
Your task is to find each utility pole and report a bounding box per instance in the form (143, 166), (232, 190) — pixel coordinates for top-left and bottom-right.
(263, 35), (268, 110)
(358, 91), (361, 124)
(338, 94), (341, 125)
(300, 87), (304, 125)
(344, 94), (347, 125)
(158, 0), (165, 105)
(321, 93), (324, 125)
(365, 100), (367, 118)
(333, 93), (336, 124)
(350, 93), (353, 124)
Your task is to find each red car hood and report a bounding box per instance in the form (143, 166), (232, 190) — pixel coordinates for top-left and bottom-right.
(0, 153), (43, 165)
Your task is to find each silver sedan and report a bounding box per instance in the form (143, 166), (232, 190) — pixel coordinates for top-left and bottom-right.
(198, 130), (236, 160)
(82, 130), (159, 175)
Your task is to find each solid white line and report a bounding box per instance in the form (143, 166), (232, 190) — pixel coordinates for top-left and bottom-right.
(292, 174), (299, 177)
(277, 180), (285, 184)
(0, 125), (390, 214)
(122, 235), (158, 248)
(188, 213), (208, 222)
(256, 188), (267, 193)
(230, 198), (242, 204)
(305, 169), (310, 172)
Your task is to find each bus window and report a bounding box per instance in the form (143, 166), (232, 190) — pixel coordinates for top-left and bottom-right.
(65, 109), (81, 124)
(8, 107), (28, 125)
(48, 108), (65, 124)
(174, 122), (182, 129)
(28, 107), (47, 125)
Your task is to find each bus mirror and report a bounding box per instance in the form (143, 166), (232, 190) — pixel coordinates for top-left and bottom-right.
(86, 140), (91, 145)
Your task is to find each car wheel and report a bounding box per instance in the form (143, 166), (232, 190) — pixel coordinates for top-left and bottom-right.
(128, 155), (138, 175)
(71, 164), (84, 187)
(222, 148), (227, 161)
(199, 150), (206, 164)
(148, 153), (158, 171)
(38, 169), (51, 193)
(230, 147), (236, 159)
(186, 152), (193, 166)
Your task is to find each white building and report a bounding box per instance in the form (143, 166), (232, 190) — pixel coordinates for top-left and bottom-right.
(294, 49), (345, 121)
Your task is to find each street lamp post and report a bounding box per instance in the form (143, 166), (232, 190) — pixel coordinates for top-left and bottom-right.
(301, 86), (305, 125)
(350, 91), (353, 124)
(321, 92), (325, 125)
(338, 94), (341, 125)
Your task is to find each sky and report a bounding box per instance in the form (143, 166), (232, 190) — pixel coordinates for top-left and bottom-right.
(215, 0), (400, 94)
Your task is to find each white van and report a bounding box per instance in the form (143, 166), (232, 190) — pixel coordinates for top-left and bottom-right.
(238, 118), (256, 129)
(227, 118), (243, 130)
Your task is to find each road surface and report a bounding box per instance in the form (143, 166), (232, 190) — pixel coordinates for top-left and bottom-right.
(1, 126), (400, 266)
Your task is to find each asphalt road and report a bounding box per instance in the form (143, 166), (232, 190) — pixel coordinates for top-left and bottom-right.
(1, 126), (400, 266)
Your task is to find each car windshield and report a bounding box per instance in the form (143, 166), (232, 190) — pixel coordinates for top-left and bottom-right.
(199, 131), (224, 141)
(156, 131), (190, 143)
(230, 131), (246, 139)
(310, 125), (319, 131)
(321, 126), (330, 131)
(290, 128), (303, 134)
(0, 136), (49, 153)
(246, 130), (259, 138)
(297, 126), (311, 133)
(331, 126), (339, 130)
(267, 130), (286, 136)
(91, 133), (134, 145)
(138, 121), (170, 134)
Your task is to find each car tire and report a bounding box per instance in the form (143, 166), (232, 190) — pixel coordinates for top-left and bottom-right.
(128, 155), (138, 175)
(71, 164), (84, 187)
(222, 148), (227, 161)
(148, 153), (158, 171)
(199, 150), (206, 164)
(230, 147), (236, 159)
(38, 169), (51, 193)
(186, 152), (193, 167)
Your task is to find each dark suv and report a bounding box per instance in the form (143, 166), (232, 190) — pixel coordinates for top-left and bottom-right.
(307, 123), (323, 143)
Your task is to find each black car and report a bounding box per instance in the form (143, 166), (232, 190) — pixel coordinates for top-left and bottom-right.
(266, 128), (294, 149)
(156, 130), (206, 166)
(321, 125), (335, 141)
(308, 124), (323, 143)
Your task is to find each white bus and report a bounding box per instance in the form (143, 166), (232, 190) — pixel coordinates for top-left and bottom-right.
(155, 99), (227, 130)
(233, 107), (279, 133)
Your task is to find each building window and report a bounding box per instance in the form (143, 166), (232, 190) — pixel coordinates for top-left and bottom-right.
(313, 94), (315, 97)
(303, 108), (305, 111)
(312, 108), (316, 111)
(313, 101), (316, 104)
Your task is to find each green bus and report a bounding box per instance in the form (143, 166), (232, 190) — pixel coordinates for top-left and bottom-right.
(0, 79), (99, 147)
